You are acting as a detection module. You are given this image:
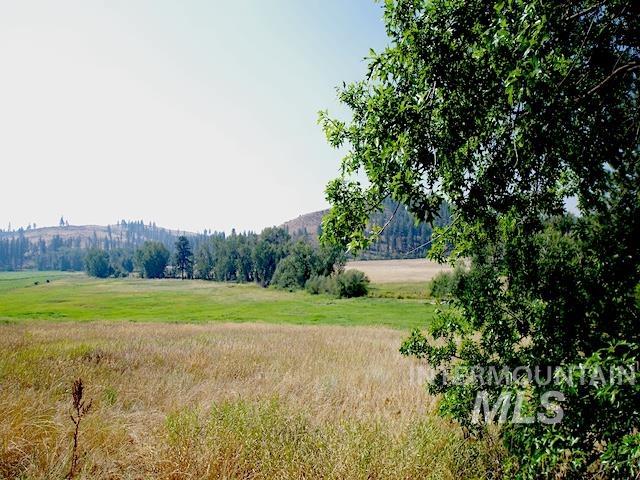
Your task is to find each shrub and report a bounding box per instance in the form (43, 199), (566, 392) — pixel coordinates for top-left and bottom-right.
(305, 275), (337, 296)
(271, 255), (304, 290)
(335, 270), (369, 298)
(428, 266), (466, 299)
(272, 242), (345, 291)
(305, 271), (369, 298)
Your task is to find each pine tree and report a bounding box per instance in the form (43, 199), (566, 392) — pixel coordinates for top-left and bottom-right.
(174, 236), (193, 280)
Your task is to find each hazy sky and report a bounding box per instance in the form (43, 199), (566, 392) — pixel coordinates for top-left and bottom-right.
(0, 0), (387, 233)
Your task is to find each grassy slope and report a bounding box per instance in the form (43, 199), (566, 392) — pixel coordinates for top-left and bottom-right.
(0, 272), (435, 330)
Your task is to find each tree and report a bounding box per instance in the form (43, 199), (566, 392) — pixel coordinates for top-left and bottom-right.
(194, 242), (215, 280)
(272, 241), (320, 290)
(135, 241), (170, 279)
(84, 249), (111, 278)
(253, 227), (290, 286)
(320, 1), (639, 477)
(174, 236), (193, 280)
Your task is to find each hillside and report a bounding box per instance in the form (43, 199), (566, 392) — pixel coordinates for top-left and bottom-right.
(281, 199), (451, 259)
(280, 209), (328, 244)
(0, 223), (193, 247)
(0, 221), (199, 271)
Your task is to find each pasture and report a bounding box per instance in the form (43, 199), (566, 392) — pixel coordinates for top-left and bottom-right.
(0, 271), (500, 479)
(0, 272), (436, 330)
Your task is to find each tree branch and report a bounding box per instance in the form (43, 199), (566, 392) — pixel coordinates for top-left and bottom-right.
(585, 61), (640, 96)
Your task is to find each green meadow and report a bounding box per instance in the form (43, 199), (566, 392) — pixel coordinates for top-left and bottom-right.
(0, 271), (436, 330)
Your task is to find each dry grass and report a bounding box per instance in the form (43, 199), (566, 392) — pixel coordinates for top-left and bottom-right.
(346, 259), (453, 284)
(0, 322), (500, 479)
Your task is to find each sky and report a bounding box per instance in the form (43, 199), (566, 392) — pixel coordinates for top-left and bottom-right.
(0, 0), (388, 233)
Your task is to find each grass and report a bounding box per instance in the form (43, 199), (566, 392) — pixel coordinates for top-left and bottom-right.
(0, 272), (436, 330)
(368, 282), (431, 300)
(0, 322), (502, 479)
(0, 272), (502, 478)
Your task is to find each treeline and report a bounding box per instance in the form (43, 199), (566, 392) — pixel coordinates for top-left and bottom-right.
(84, 230), (367, 296)
(0, 201), (452, 271)
(0, 220), (208, 272)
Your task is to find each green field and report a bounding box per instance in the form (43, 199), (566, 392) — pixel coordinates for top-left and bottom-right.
(0, 271), (499, 479)
(0, 271), (436, 330)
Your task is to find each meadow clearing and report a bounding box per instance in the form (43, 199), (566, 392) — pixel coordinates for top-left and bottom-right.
(0, 271), (501, 479)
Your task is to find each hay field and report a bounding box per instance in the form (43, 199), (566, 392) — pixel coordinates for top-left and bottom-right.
(0, 322), (500, 479)
(346, 259), (452, 283)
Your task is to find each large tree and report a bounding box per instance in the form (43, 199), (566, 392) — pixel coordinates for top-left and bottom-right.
(135, 241), (170, 279)
(174, 236), (193, 280)
(84, 248), (111, 278)
(252, 227), (290, 286)
(321, 0), (639, 477)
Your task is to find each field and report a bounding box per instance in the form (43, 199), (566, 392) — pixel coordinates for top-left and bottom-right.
(0, 271), (500, 479)
(346, 259), (452, 283)
(0, 272), (436, 330)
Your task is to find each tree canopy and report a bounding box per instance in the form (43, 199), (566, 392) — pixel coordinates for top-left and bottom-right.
(84, 248), (111, 278)
(174, 236), (193, 280)
(321, 0), (639, 477)
(135, 241), (170, 279)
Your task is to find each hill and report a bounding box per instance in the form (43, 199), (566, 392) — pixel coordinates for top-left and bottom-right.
(281, 199), (451, 259)
(0, 223), (193, 247)
(0, 220), (200, 271)
(280, 209), (328, 244)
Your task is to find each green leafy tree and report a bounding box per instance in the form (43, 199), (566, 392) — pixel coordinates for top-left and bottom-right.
(194, 242), (215, 280)
(320, 0), (639, 477)
(253, 227), (290, 286)
(174, 236), (193, 280)
(272, 241), (320, 290)
(135, 241), (170, 279)
(84, 248), (111, 278)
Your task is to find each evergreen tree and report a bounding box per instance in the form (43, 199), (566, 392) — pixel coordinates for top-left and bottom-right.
(174, 236), (193, 280)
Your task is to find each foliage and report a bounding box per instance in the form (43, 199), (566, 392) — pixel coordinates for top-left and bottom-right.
(334, 270), (370, 298)
(84, 249), (111, 278)
(253, 228), (290, 286)
(174, 236), (193, 280)
(272, 242), (347, 291)
(306, 270), (370, 298)
(135, 241), (170, 279)
(321, 0), (639, 477)
(305, 275), (337, 296)
(108, 249), (134, 277)
(427, 266), (466, 299)
(272, 242), (317, 290)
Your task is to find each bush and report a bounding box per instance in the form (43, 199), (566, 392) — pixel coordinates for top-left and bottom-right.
(335, 270), (369, 298)
(271, 255), (304, 290)
(428, 266), (466, 299)
(272, 242), (345, 291)
(305, 275), (337, 295)
(305, 271), (369, 298)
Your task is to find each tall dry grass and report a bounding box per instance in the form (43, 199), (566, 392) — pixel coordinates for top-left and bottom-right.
(0, 322), (501, 479)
